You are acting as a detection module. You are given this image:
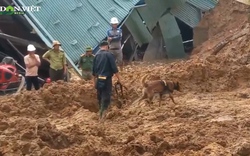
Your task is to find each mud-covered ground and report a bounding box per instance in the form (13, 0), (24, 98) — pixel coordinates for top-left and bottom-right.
(1, 84), (250, 156)
(0, 0), (250, 155)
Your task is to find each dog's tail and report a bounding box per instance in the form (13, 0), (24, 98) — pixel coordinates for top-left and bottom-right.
(141, 74), (148, 88)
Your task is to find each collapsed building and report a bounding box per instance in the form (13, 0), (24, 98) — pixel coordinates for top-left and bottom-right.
(0, 0), (218, 77)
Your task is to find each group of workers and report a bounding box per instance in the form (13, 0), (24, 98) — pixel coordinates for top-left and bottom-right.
(79, 17), (123, 81)
(24, 17), (123, 120)
(24, 40), (66, 91)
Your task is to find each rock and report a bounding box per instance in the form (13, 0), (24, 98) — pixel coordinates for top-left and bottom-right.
(149, 134), (163, 143)
(233, 141), (250, 156)
(20, 130), (35, 140)
(158, 141), (171, 151)
(1, 105), (11, 113)
(0, 122), (9, 131)
(124, 135), (135, 144)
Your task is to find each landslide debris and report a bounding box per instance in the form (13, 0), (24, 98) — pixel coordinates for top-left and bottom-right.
(0, 0), (250, 155)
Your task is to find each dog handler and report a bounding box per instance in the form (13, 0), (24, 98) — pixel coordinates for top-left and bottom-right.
(92, 41), (121, 120)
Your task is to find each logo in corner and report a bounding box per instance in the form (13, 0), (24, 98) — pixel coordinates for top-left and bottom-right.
(0, 5), (41, 15)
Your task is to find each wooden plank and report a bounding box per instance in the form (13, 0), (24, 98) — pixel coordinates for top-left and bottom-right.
(236, 0), (250, 5)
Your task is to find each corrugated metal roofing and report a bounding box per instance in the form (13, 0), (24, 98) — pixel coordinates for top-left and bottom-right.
(186, 0), (219, 11)
(170, 2), (201, 28)
(15, 0), (140, 62)
(159, 13), (186, 58)
(125, 9), (153, 46)
(159, 13), (180, 39)
(137, 0), (185, 32)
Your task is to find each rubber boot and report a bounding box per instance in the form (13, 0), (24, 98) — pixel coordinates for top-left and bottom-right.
(99, 102), (109, 120)
(99, 103), (104, 119)
(98, 101), (101, 110)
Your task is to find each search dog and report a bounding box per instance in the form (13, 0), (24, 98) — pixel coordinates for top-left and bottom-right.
(137, 75), (180, 106)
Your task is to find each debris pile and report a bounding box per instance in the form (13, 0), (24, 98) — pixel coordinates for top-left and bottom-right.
(0, 0), (250, 155)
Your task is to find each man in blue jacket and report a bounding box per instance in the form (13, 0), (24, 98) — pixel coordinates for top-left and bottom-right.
(92, 40), (121, 121)
(107, 17), (123, 71)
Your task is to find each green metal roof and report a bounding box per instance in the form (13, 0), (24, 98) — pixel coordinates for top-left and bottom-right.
(159, 13), (186, 58)
(170, 2), (201, 28)
(125, 9), (153, 46)
(136, 0), (185, 32)
(186, 0), (219, 11)
(15, 0), (140, 63)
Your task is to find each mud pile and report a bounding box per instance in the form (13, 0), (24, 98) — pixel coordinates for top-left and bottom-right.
(193, 0), (249, 56)
(1, 0), (250, 155)
(198, 0), (249, 38)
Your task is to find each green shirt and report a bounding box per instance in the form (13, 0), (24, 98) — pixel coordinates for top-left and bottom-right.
(79, 54), (95, 71)
(42, 49), (66, 70)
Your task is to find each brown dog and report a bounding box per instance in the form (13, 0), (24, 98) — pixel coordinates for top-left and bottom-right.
(138, 75), (180, 106)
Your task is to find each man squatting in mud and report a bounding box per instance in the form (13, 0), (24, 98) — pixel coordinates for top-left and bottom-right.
(107, 17), (123, 71)
(92, 41), (121, 120)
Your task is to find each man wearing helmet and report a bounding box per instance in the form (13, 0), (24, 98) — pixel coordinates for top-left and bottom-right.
(24, 44), (41, 91)
(107, 17), (123, 71)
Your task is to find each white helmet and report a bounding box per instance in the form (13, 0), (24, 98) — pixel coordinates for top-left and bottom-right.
(27, 44), (36, 52)
(110, 17), (119, 24)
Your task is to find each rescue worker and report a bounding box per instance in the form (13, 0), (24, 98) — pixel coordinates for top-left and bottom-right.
(42, 40), (67, 82)
(107, 17), (123, 71)
(24, 44), (41, 91)
(79, 46), (95, 80)
(92, 41), (121, 120)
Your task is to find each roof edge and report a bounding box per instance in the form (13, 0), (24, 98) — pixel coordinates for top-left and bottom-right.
(13, 0), (82, 76)
(186, 0), (218, 11)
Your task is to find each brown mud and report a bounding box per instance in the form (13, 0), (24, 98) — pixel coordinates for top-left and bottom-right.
(0, 0), (250, 155)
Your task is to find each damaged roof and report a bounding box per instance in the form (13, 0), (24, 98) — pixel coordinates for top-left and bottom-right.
(14, 0), (140, 63)
(171, 0), (219, 28)
(186, 0), (219, 11)
(170, 2), (202, 28)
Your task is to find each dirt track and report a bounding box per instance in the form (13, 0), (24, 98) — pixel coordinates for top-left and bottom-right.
(0, 0), (250, 155)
